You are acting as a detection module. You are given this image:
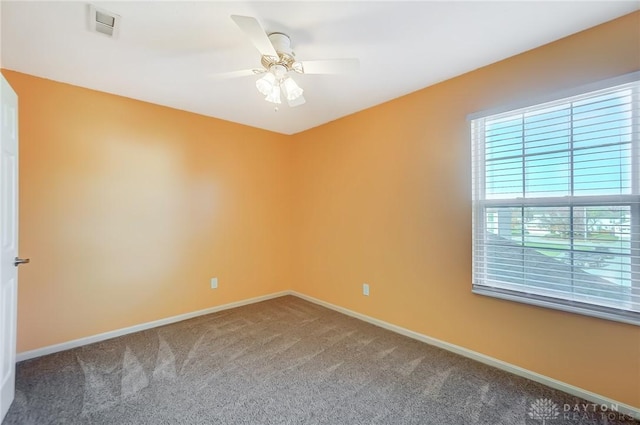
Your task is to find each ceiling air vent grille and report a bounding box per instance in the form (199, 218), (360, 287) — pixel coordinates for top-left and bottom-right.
(88, 4), (120, 38)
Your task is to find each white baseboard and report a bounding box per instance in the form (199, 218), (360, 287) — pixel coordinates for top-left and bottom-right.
(16, 291), (291, 362)
(17, 289), (639, 419)
(290, 291), (640, 420)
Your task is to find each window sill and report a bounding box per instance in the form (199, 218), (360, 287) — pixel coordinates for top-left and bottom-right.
(472, 285), (640, 326)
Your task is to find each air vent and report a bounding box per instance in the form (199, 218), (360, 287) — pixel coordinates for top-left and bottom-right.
(88, 4), (120, 38)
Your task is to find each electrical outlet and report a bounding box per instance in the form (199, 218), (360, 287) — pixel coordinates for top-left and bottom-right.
(210, 277), (218, 289)
(363, 283), (370, 296)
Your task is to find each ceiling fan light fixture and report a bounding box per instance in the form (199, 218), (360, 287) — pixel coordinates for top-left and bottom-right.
(224, 15), (360, 109)
(282, 77), (303, 101)
(265, 84), (282, 104)
(256, 72), (276, 96)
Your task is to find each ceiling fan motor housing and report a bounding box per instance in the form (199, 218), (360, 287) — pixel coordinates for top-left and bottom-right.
(261, 33), (298, 72)
(268, 33), (293, 55)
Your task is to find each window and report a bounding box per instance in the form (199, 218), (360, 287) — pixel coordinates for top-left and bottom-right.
(470, 72), (639, 325)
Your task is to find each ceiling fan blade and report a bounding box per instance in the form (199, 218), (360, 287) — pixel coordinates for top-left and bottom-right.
(287, 95), (306, 108)
(300, 59), (359, 75)
(209, 69), (264, 80)
(230, 15), (278, 59)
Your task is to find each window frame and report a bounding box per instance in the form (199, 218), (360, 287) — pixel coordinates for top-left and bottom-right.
(469, 71), (640, 326)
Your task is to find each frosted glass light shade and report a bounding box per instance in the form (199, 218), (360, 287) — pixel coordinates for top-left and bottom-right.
(283, 77), (303, 100)
(265, 84), (281, 104)
(256, 73), (276, 96)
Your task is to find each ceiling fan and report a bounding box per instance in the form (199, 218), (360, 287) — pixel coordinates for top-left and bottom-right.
(213, 15), (359, 108)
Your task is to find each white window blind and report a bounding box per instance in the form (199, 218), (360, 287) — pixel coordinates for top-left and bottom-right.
(470, 73), (640, 325)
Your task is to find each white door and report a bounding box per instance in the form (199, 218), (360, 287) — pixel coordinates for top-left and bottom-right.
(0, 74), (21, 422)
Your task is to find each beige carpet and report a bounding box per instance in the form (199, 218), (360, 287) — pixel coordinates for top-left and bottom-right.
(3, 295), (638, 424)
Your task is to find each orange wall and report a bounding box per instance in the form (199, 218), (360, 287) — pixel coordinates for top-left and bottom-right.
(290, 12), (640, 407)
(2, 70), (293, 353)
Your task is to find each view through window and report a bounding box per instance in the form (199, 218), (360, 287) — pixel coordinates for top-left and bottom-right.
(471, 74), (639, 324)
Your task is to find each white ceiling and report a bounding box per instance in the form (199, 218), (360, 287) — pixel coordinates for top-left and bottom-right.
(2, 1), (639, 135)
